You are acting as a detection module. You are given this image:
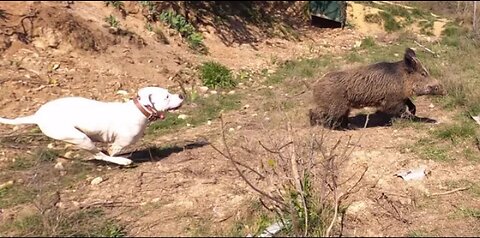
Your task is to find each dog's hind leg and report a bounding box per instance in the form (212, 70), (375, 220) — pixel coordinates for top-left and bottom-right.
(43, 127), (132, 166)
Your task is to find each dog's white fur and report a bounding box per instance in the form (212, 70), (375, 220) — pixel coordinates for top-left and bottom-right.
(0, 87), (184, 165)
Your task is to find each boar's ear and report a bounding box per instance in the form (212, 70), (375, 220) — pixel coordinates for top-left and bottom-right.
(404, 48), (417, 73)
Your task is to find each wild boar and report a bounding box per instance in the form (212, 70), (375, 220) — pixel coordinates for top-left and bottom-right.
(309, 48), (445, 129)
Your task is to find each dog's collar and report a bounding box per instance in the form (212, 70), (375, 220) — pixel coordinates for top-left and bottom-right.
(133, 96), (165, 122)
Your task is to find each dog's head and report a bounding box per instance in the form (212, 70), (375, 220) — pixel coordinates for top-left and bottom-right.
(137, 87), (184, 120)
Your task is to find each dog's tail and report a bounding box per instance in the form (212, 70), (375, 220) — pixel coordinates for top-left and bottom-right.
(0, 115), (37, 125)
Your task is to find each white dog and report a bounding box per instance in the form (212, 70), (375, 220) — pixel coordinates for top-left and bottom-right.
(0, 87), (184, 166)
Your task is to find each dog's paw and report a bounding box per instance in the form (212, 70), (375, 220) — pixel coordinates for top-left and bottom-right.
(111, 157), (133, 166)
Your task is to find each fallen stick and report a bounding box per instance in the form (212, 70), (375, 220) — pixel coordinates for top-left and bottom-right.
(414, 40), (439, 57)
(429, 186), (470, 197)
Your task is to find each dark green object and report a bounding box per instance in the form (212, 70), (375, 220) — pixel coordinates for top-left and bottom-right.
(310, 1), (347, 27)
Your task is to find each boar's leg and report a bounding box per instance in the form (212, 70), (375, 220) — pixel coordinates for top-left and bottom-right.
(382, 101), (414, 119)
(404, 98), (416, 115)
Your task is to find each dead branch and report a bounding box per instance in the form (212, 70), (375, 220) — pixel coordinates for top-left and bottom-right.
(414, 40), (439, 57)
(259, 140), (293, 154)
(209, 114), (286, 207)
(429, 186), (470, 197)
(284, 111), (309, 236)
(79, 200), (140, 209)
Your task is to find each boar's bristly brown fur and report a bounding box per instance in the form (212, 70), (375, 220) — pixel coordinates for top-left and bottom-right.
(309, 48), (445, 129)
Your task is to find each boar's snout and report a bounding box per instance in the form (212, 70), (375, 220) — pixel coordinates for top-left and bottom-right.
(425, 83), (446, 96)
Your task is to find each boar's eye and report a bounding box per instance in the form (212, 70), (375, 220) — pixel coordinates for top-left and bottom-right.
(421, 71), (427, 77)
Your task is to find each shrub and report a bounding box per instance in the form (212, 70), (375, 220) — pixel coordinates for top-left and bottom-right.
(199, 61), (236, 89)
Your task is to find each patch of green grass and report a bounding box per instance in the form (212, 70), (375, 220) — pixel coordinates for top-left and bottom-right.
(361, 36), (376, 48)
(0, 185), (37, 209)
(378, 11), (402, 32)
(8, 156), (35, 171)
(225, 200), (274, 237)
(266, 56), (333, 85)
(346, 51), (363, 63)
(147, 94), (242, 135)
(0, 208), (126, 237)
(199, 61), (236, 89)
(433, 122), (477, 142)
(462, 147), (480, 162)
(456, 207), (480, 219)
(413, 138), (449, 162)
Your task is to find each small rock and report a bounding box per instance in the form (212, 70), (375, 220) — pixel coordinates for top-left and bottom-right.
(267, 69), (275, 74)
(116, 90), (129, 96)
(265, 117), (271, 121)
(64, 151), (75, 159)
(394, 53), (399, 57)
(186, 123), (192, 127)
(0, 180), (14, 190)
(90, 177), (103, 185)
(178, 114), (188, 120)
(268, 86), (274, 89)
(199, 86), (209, 93)
(236, 125), (242, 130)
(54, 162), (64, 170)
(354, 40), (361, 48)
(52, 63), (60, 71)
(228, 90), (235, 95)
(207, 120), (212, 125)
(243, 104), (250, 109)
(429, 103), (435, 108)
(47, 143), (55, 149)
(151, 198), (161, 203)
(210, 90), (218, 95)
(229, 128), (235, 132)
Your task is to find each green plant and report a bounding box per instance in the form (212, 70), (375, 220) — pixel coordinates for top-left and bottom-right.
(379, 11), (402, 32)
(158, 10), (207, 53)
(145, 23), (153, 32)
(104, 14), (120, 28)
(199, 61), (236, 89)
(361, 36), (376, 48)
(105, 1), (124, 9)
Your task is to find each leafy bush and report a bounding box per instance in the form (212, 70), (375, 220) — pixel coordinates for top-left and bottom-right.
(159, 10), (207, 53)
(199, 61), (236, 89)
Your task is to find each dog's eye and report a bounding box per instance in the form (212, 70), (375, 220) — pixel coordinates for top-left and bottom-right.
(166, 95), (169, 99)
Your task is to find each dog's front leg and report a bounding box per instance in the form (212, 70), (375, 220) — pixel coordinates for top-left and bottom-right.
(94, 152), (132, 166)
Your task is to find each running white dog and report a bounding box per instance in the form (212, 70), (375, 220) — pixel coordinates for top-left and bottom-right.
(0, 87), (184, 165)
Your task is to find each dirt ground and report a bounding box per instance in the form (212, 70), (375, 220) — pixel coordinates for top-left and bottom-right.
(1, 1), (479, 236)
